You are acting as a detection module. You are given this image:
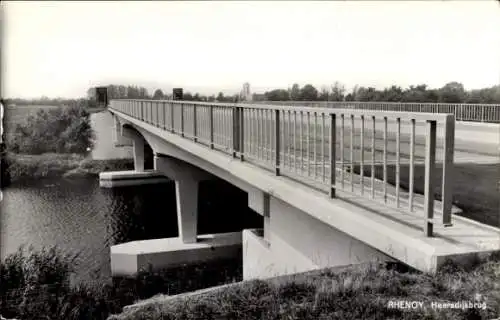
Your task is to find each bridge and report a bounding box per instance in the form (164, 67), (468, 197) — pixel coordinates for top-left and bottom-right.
(102, 98), (500, 280)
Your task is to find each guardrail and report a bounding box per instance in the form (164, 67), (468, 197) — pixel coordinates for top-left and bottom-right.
(250, 101), (500, 123)
(109, 99), (456, 237)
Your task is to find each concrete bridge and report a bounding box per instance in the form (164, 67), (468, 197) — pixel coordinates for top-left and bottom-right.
(101, 98), (500, 280)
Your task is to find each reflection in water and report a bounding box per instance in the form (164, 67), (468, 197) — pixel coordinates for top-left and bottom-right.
(0, 177), (262, 284)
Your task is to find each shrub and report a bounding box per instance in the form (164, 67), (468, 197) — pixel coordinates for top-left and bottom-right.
(7, 105), (95, 155)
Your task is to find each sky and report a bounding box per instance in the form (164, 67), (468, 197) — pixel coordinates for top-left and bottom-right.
(1, 1), (500, 99)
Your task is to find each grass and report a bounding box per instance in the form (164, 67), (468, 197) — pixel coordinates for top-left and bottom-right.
(108, 255), (500, 320)
(0, 247), (243, 320)
(1, 152), (134, 185)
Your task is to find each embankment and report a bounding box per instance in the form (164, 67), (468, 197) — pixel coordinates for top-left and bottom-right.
(1, 152), (134, 185)
(109, 256), (500, 320)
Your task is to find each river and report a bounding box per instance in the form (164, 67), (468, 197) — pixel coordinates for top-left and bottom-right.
(0, 111), (261, 284)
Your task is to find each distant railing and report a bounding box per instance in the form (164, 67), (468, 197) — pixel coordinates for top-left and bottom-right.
(250, 101), (500, 123)
(109, 99), (456, 237)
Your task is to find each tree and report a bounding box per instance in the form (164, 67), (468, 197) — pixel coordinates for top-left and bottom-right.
(139, 87), (150, 99)
(216, 92), (225, 102)
(290, 83), (301, 101)
(299, 84), (318, 101)
(438, 82), (466, 103)
(356, 87), (379, 101)
(318, 86), (329, 101)
(127, 86), (140, 99)
(265, 89), (290, 101)
(8, 106), (95, 154)
(380, 85), (403, 102)
(118, 85), (128, 98)
(330, 82), (346, 101)
(153, 89), (164, 100)
(348, 85), (360, 101)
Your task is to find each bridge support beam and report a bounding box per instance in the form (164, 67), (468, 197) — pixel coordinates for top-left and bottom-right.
(154, 154), (213, 244)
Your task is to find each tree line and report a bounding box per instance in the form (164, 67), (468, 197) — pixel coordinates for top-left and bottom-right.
(261, 82), (500, 104)
(3, 97), (97, 109)
(4, 82), (500, 107)
(94, 82), (500, 104)
(87, 85), (242, 103)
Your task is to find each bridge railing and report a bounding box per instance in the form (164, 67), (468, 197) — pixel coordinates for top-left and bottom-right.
(110, 99), (456, 237)
(248, 101), (500, 123)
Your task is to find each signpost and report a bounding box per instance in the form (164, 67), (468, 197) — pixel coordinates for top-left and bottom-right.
(96, 87), (109, 107)
(173, 88), (183, 100)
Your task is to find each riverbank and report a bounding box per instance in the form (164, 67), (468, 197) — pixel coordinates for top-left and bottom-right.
(2, 152), (134, 184)
(109, 255), (500, 320)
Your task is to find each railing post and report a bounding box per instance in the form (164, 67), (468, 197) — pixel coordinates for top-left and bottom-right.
(329, 113), (336, 198)
(481, 105), (485, 122)
(275, 109), (281, 176)
(441, 115), (455, 226)
(141, 101), (144, 121)
(162, 102), (166, 130)
(232, 105), (240, 158)
(171, 103), (175, 133)
(424, 120), (437, 237)
(210, 105), (214, 149)
(180, 103), (185, 137)
(239, 107), (245, 161)
(149, 101), (153, 124)
(153, 102), (158, 127)
(193, 104), (198, 142)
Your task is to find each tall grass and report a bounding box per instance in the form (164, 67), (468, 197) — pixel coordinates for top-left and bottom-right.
(110, 255), (500, 320)
(0, 247), (242, 320)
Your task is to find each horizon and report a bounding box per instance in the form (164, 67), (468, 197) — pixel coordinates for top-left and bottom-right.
(2, 1), (500, 100)
(3, 81), (500, 101)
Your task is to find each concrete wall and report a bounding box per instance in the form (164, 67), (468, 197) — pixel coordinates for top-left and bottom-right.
(243, 197), (393, 280)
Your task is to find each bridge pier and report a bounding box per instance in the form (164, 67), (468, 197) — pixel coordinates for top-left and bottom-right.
(153, 154), (214, 243)
(100, 125), (169, 187)
(112, 115), (133, 148)
(109, 154), (242, 277)
(122, 126), (145, 172)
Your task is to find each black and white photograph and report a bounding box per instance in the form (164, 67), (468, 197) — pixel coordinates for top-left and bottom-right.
(1, 1), (499, 319)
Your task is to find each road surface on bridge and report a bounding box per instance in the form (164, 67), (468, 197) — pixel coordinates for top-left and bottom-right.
(205, 110), (499, 165)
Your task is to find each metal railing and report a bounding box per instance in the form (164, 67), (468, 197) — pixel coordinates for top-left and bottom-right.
(250, 101), (500, 123)
(109, 99), (456, 237)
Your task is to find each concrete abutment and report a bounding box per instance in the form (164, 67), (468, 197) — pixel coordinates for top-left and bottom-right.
(242, 192), (393, 280)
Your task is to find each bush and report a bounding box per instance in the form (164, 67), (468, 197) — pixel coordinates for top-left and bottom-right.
(0, 246), (78, 319)
(7, 106), (95, 155)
